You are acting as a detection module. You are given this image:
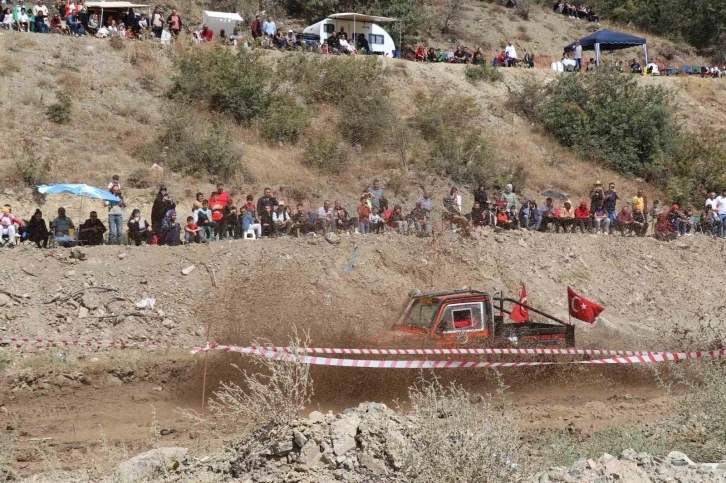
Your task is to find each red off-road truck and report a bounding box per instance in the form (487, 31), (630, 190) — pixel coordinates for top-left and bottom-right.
(393, 289), (575, 348)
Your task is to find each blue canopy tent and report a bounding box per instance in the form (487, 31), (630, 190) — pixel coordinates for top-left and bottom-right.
(564, 30), (647, 66)
(37, 184), (121, 227)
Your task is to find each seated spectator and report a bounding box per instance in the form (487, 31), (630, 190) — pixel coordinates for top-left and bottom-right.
(161, 209), (181, 246)
(553, 0), (564, 13)
(631, 208), (648, 237)
(273, 202), (293, 235)
(193, 199), (214, 242)
(426, 47), (437, 62)
(317, 200), (335, 233)
(592, 208), (610, 234)
(453, 46), (467, 64)
(472, 48), (484, 65)
(87, 12), (98, 34)
(496, 206), (512, 229)
(519, 200), (541, 231)
(0, 204), (23, 248)
(50, 207), (74, 237)
(223, 206), (240, 239)
(292, 204), (312, 237)
(507, 206), (519, 229)
(52, 13), (68, 35)
(326, 31), (340, 52)
(356, 33), (369, 54)
(630, 58), (642, 74)
(539, 197), (557, 232)
(240, 206), (262, 238)
(469, 202), (488, 227)
(183, 216), (201, 244)
(2, 9), (12, 30)
(614, 207), (633, 236)
(388, 204), (407, 234)
(78, 211), (107, 246)
(18, 7), (30, 31)
(285, 29), (297, 48)
(415, 45), (425, 61)
(409, 202), (431, 235)
(558, 200), (575, 233)
(646, 61), (660, 76)
(27, 209), (49, 248)
(574, 201), (591, 233)
(562, 54), (576, 72)
(654, 212), (677, 241)
(492, 51), (506, 67)
(260, 204), (276, 237)
(586, 57), (597, 71)
(333, 200), (354, 233)
(127, 209), (152, 245)
(199, 23), (213, 42)
(369, 208), (385, 234)
(523, 51), (534, 68)
(67, 10), (83, 35)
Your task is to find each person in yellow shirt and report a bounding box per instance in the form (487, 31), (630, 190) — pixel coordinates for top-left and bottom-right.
(632, 189), (647, 219)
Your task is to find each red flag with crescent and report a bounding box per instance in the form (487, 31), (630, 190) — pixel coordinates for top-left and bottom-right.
(567, 287), (604, 323)
(509, 284), (529, 323)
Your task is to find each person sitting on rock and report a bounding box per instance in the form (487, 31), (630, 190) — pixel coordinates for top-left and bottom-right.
(469, 202), (488, 227)
(614, 206), (633, 236)
(78, 211), (107, 246)
(654, 212), (676, 241)
(369, 207), (385, 234)
(161, 209), (181, 246)
(27, 209), (49, 248)
(127, 208), (152, 246)
(539, 197), (557, 232)
(273, 202), (293, 236)
(496, 206), (511, 229)
(333, 200), (353, 233)
(240, 206), (262, 238)
(631, 207), (648, 237)
(260, 204), (276, 237)
(409, 202), (430, 235)
(183, 216), (201, 244)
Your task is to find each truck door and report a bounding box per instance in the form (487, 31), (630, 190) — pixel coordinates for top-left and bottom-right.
(434, 302), (487, 346)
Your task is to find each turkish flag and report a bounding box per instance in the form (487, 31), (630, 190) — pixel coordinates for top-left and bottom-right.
(567, 287), (604, 323)
(509, 285), (530, 323)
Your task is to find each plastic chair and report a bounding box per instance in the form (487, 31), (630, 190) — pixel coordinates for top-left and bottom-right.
(682, 65), (692, 75)
(243, 228), (256, 240)
(692, 66), (701, 75)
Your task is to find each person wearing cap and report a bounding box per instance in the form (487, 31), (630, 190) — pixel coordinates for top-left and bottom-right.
(500, 184), (517, 211)
(574, 200), (591, 233)
(590, 181), (605, 215)
(273, 201), (293, 236)
(26, 209), (49, 248)
(365, 180), (384, 211)
(262, 15), (275, 37)
(285, 29), (296, 48)
(200, 23), (213, 41)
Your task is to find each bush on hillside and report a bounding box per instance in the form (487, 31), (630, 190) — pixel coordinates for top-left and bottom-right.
(46, 91), (72, 124)
(171, 47), (274, 124)
(259, 95), (309, 144)
(302, 130), (349, 175)
(464, 63), (504, 83)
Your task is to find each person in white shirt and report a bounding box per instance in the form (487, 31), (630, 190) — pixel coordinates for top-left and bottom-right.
(504, 42), (517, 66)
(705, 192), (717, 209)
(273, 202), (293, 235)
(646, 62), (660, 76)
(369, 207), (384, 233)
(2, 8), (12, 29)
(562, 54), (576, 72)
(339, 36), (354, 54)
(317, 200), (335, 233)
(18, 8), (30, 31)
(573, 40), (583, 71)
(715, 189), (726, 238)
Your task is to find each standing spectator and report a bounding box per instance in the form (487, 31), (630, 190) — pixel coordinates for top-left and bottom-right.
(50, 207), (74, 237)
(604, 182), (618, 231)
(631, 208), (648, 237)
(366, 179), (384, 210)
(705, 191), (717, 209)
(574, 200), (590, 233)
(192, 192), (204, 212)
(649, 199), (662, 222)
(151, 185), (174, 234)
(317, 200), (334, 233)
(573, 40), (583, 71)
(194, 199), (214, 242)
(631, 189), (648, 221)
(418, 190), (434, 212)
(32, 0), (49, 32)
(558, 200), (575, 233)
(473, 184), (488, 207)
(256, 187), (279, 215)
(715, 189), (726, 237)
(223, 206), (240, 238)
(150, 6), (163, 37)
(0, 204), (23, 248)
(262, 15), (275, 37)
(106, 185), (125, 245)
(78, 211), (107, 246)
(333, 200), (352, 233)
(199, 23), (213, 41)
(250, 14), (262, 39)
(590, 181), (605, 214)
(500, 184), (517, 210)
(166, 8), (181, 35)
(27, 209), (49, 248)
(357, 196), (370, 235)
(614, 206), (633, 236)
(273, 202), (293, 235)
(127, 209), (152, 245)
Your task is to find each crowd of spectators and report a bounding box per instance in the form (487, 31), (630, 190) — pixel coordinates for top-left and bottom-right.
(410, 41), (535, 68)
(552, 1), (600, 22)
(2, 177), (725, 249)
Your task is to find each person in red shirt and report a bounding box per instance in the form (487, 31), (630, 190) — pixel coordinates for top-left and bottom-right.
(209, 183), (229, 240)
(357, 196), (370, 235)
(184, 216), (201, 244)
(496, 206), (511, 229)
(614, 206), (634, 236)
(574, 200), (591, 233)
(200, 24), (213, 42)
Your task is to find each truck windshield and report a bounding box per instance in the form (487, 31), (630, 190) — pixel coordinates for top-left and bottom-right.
(404, 300), (439, 329)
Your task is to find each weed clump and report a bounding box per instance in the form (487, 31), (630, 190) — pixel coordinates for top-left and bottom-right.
(259, 95), (309, 144)
(302, 130), (349, 175)
(465, 63), (504, 83)
(46, 91), (72, 124)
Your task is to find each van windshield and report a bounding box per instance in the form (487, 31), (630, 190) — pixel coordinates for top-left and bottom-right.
(403, 300), (439, 329)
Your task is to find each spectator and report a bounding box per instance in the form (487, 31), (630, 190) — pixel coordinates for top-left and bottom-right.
(184, 215), (201, 244)
(614, 206), (633, 236)
(668, 204), (691, 236)
(194, 199), (214, 242)
(630, 58), (642, 74)
(49, 11), (63, 32)
(589, 181), (604, 215)
(469, 202), (487, 227)
(574, 200), (591, 233)
(472, 48), (484, 65)
(453, 46), (467, 64)
(17, 7), (29, 31)
(631, 208), (648, 237)
(0, 204), (23, 248)
(366, 179), (384, 210)
(701, 205), (720, 237)
(496, 206), (512, 229)
(243, 194), (257, 220)
(654, 212), (676, 241)
(418, 190), (434, 212)
(632, 188), (647, 221)
(507, 206), (519, 229)
(292, 204), (311, 236)
(592, 208), (610, 234)
(504, 41), (517, 66)
(573, 40), (582, 71)
(539, 197), (557, 232)
(2, 8), (12, 30)
(473, 184), (488, 207)
(646, 60), (660, 76)
(32, 0), (49, 33)
(167, 8), (181, 36)
(586, 57), (597, 71)
(262, 15), (275, 37)
(318, 200), (334, 233)
(561, 54), (576, 72)
(519, 200), (541, 231)
(370, 207), (385, 233)
(150, 6), (163, 37)
(705, 191), (717, 209)
(26, 209), (49, 248)
(86, 12), (99, 34)
(327, 31), (340, 52)
(161, 209), (181, 246)
(107, 174), (120, 191)
(715, 189), (726, 237)
(256, 187), (279, 215)
(192, 192), (204, 212)
(558, 200), (575, 233)
(199, 23), (213, 41)
(339, 35), (354, 54)
(409, 202), (431, 235)
(649, 199), (662, 221)
(78, 211), (107, 246)
(273, 202), (293, 235)
(250, 14), (262, 39)
(106, 185), (125, 245)
(151, 185), (170, 233)
(209, 183), (229, 240)
(127, 209), (152, 245)
(333, 200), (353, 233)
(285, 29), (296, 48)
(500, 183), (517, 210)
(50, 207), (74, 237)
(222, 205), (239, 239)
(357, 196), (370, 235)
(388, 204), (407, 234)
(523, 51), (535, 68)
(259, 204), (276, 237)
(357, 33), (369, 54)
(240, 206), (262, 238)
(604, 182), (618, 231)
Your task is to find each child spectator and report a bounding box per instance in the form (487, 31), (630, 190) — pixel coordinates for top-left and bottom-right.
(107, 174), (121, 191)
(369, 207), (384, 233)
(193, 199), (214, 242)
(2, 8), (12, 29)
(357, 196), (370, 235)
(240, 206), (261, 238)
(184, 216), (201, 244)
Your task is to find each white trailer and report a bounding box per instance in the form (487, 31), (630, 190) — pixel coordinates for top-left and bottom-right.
(202, 11), (243, 35)
(303, 13), (399, 56)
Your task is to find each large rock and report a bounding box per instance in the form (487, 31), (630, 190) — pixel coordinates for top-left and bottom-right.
(299, 440), (323, 468)
(330, 415), (360, 456)
(358, 453), (386, 475)
(80, 293), (101, 310)
(117, 447), (187, 482)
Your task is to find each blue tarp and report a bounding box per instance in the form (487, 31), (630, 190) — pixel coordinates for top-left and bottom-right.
(564, 30), (646, 52)
(37, 184), (121, 203)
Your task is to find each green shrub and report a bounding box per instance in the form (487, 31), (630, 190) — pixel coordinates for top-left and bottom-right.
(338, 93), (394, 147)
(506, 77), (546, 121)
(259, 95), (309, 144)
(464, 63), (504, 83)
(302, 130), (349, 175)
(171, 47), (274, 124)
(46, 91), (72, 124)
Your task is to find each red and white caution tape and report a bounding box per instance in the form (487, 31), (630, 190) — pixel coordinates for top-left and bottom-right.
(0, 336), (192, 350)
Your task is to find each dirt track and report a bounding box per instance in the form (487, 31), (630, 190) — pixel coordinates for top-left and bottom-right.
(1, 230), (724, 476)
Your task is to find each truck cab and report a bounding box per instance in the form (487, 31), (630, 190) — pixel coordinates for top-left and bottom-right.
(393, 289), (575, 348)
